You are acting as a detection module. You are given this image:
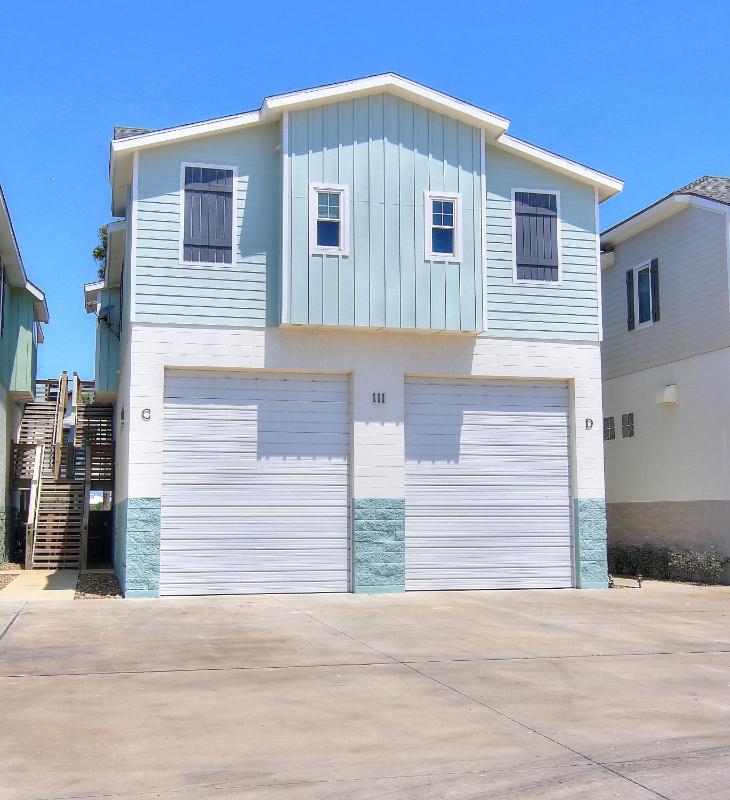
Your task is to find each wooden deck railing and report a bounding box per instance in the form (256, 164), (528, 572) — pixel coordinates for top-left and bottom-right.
(11, 442), (38, 481)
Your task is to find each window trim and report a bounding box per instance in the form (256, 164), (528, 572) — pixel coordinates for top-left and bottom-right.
(179, 161), (238, 267)
(603, 416), (615, 442)
(309, 183), (349, 256)
(424, 191), (462, 262)
(631, 259), (654, 330)
(511, 187), (563, 286)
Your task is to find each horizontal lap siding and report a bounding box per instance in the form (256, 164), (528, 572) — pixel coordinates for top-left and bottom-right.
(135, 124), (280, 326)
(287, 94), (483, 332)
(485, 145), (599, 340)
(602, 206), (730, 379)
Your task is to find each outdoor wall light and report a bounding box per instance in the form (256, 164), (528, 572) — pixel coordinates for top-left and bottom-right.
(142, 408), (151, 421)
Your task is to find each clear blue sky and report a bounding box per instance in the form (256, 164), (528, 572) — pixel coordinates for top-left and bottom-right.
(2, 0), (729, 379)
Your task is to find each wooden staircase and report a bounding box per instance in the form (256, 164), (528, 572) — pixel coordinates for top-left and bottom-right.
(30, 482), (86, 569)
(10, 370), (114, 570)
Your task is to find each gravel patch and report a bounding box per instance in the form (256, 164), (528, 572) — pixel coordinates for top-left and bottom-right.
(0, 573), (18, 591)
(75, 572), (122, 599)
(0, 561), (22, 572)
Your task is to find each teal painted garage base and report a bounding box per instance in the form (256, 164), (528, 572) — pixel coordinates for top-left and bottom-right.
(113, 498), (161, 598)
(574, 498), (609, 589)
(352, 499), (405, 593)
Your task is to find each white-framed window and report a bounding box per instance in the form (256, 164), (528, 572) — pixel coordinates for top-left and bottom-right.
(425, 191), (462, 261)
(634, 261), (654, 328)
(512, 189), (561, 284)
(309, 183), (349, 255)
(179, 162), (237, 266)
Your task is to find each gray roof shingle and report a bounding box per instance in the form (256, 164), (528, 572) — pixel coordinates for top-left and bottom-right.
(675, 175), (730, 206)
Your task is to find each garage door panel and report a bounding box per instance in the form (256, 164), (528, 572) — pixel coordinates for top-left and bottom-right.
(405, 378), (572, 591)
(161, 371), (350, 596)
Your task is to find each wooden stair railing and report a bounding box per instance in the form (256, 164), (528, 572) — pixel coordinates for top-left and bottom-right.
(24, 444), (44, 570)
(52, 371), (68, 482)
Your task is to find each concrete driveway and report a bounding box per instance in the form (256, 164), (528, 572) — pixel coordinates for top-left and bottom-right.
(1, 582), (729, 799)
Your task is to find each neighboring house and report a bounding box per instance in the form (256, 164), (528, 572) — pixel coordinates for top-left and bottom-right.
(601, 176), (730, 571)
(86, 73), (622, 598)
(0, 185), (49, 561)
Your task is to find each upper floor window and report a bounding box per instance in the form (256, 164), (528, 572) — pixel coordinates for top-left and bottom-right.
(621, 412), (635, 438)
(425, 192), (461, 261)
(626, 259), (660, 331)
(513, 190), (560, 283)
(310, 183), (349, 255)
(603, 416), (615, 441)
(181, 164), (235, 265)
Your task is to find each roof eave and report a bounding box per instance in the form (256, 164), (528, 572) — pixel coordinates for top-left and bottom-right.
(601, 193), (730, 250)
(25, 279), (49, 323)
(495, 134), (623, 201)
(0, 186), (28, 287)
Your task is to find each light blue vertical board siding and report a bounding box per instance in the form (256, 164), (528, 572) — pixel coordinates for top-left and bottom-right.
(398, 101), (416, 329)
(368, 95), (385, 327)
(308, 108), (324, 325)
(484, 144), (599, 340)
(287, 93), (483, 332)
(337, 102), (355, 326)
(413, 105), (431, 330)
(135, 124), (279, 327)
(95, 287), (120, 394)
(383, 94), (401, 328)
(290, 116), (310, 325)
(322, 105), (340, 326)
(352, 98), (370, 327)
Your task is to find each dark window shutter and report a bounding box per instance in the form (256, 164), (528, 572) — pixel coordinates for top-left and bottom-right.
(626, 269), (635, 331)
(515, 192), (559, 281)
(650, 258), (660, 322)
(183, 167), (233, 264)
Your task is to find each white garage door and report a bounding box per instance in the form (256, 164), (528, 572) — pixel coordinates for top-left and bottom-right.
(405, 378), (572, 590)
(161, 371), (350, 595)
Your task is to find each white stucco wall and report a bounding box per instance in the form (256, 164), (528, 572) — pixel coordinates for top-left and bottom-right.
(119, 324), (604, 504)
(603, 346), (730, 504)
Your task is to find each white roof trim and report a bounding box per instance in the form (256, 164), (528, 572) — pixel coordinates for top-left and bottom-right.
(84, 280), (104, 314)
(111, 74), (510, 158)
(601, 193), (729, 249)
(495, 134), (623, 201)
(25, 279), (49, 323)
(0, 185), (28, 286)
(110, 73), (623, 212)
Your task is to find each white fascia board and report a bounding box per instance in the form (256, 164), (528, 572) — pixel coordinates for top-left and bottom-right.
(83, 280), (104, 314)
(0, 185), (28, 286)
(601, 193), (730, 249)
(495, 134), (624, 202)
(25, 279), (49, 323)
(105, 219), (126, 286)
(262, 73), (510, 134)
(109, 74), (511, 213)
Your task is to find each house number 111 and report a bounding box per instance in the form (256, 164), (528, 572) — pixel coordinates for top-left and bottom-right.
(372, 392), (386, 404)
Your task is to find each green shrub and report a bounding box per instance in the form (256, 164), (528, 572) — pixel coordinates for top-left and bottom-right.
(608, 542), (672, 580)
(608, 542), (728, 585)
(669, 549), (727, 585)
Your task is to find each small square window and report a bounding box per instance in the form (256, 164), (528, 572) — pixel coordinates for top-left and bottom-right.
(603, 417), (615, 441)
(310, 184), (349, 255)
(426, 193), (460, 260)
(621, 413), (634, 438)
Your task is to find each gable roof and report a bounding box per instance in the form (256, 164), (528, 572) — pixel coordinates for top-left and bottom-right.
(110, 73), (622, 214)
(602, 175), (730, 248)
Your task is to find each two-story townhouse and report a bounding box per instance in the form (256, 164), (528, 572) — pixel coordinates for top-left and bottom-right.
(601, 177), (730, 574)
(85, 74), (622, 598)
(0, 185), (49, 561)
